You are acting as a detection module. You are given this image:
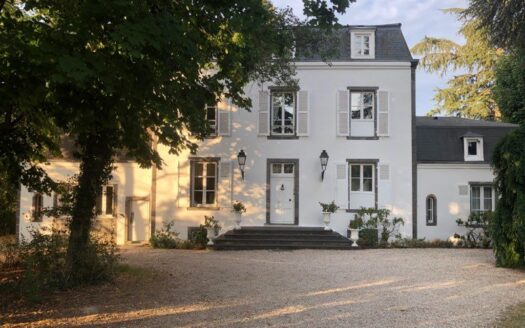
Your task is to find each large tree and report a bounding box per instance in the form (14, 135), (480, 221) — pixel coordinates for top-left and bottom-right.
(1, 0), (355, 283)
(411, 8), (503, 119)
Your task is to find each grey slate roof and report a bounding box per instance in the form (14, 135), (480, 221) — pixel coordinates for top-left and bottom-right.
(295, 24), (413, 62)
(416, 116), (518, 164)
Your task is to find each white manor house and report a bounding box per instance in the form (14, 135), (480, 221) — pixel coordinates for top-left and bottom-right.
(17, 24), (517, 246)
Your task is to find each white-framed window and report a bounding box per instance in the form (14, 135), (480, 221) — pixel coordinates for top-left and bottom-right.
(205, 105), (218, 136)
(191, 160), (218, 207)
(351, 91), (374, 120)
(349, 164), (375, 192)
(426, 195), (437, 226)
(271, 91), (296, 135)
(464, 137), (484, 161)
(351, 31), (375, 59)
(271, 163), (294, 175)
(32, 193), (44, 222)
(96, 185), (115, 216)
(470, 184), (494, 213)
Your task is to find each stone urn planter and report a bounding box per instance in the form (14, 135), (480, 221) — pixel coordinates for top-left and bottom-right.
(233, 212), (242, 230)
(348, 228), (360, 247)
(232, 201), (246, 230)
(206, 227), (217, 246)
(203, 216), (221, 246)
(322, 212), (332, 231)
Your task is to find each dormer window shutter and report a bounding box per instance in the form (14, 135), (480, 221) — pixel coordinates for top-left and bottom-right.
(336, 90), (350, 136)
(217, 99), (231, 136)
(296, 90), (309, 136)
(377, 90), (389, 136)
(258, 91), (270, 136)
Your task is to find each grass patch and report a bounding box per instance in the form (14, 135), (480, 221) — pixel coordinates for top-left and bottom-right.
(495, 303), (525, 327)
(115, 264), (156, 279)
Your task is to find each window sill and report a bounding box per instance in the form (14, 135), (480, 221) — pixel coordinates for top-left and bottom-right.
(187, 206), (221, 211)
(267, 135), (299, 140)
(347, 136), (379, 140)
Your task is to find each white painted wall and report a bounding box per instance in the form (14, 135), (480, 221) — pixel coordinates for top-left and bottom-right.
(417, 163), (495, 240)
(18, 161), (152, 245)
(155, 61), (415, 239)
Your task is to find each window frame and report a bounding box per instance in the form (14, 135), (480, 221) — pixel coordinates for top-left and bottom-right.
(96, 185), (116, 217)
(190, 158), (219, 208)
(351, 30), (375, 59)
(270, 90), (297, 136)
(205, 104), (218, 137)
(464, 137), (484, 161)
(470, 184), (494, 214)
(349, 163), (375, 193)
(350, 90), (376, 122)
(426, 195), (437, 226)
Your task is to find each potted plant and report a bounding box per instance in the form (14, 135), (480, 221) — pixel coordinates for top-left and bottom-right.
(348, 216), (363, 247)
(203, 216), (221, 246)
(232, 200), (246, 230)
(319, 201), (339, 230)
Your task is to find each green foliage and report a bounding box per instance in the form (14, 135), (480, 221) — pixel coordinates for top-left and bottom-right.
(491, 126), (525, 267)
(456, 211), (492, 248)
(319, 201), (339, 213)
(493, 50), (525, 125)
(357, 228), (378, 248)
(232, 200), (247, 214)
(353, 207), (404, 243)
(189, 227), (208, 249)
(202, 216), (221, 235)
(303, 0), (356, 27)
(465, 0), (525, 50)
(389, 238), (454, 248)
(348, 217), (363, 229)
(0, 172), (16, 235)
(149, 221), (179, 249)
(411, 8), (503, 119)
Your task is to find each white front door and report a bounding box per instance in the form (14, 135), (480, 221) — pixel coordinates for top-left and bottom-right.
(128, 199), (150, 242)
(270, 163), (295, 224)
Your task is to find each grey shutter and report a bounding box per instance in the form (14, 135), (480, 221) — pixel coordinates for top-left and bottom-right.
(218, 99), (231, 136)
(218, 161), (232, 208)
(177, 161), (190, 208)
(458, 185), (469, 196)
(112, 184), (118, 217)
(379, 163), (390, 180)
(379, 162), (392, 206)
(336, 90), (350, 136)
(258, 91), (270, 136)
(296, 90), (309, 136)
(377, 90), (389, 136)
(335, 162), (349, 208)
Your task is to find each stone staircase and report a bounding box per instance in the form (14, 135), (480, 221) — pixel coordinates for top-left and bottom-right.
(212, 226), (355, 250)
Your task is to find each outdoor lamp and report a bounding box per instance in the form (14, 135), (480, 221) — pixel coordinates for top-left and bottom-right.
(320, 150), (329, 181)
(237, 149), (247, 181)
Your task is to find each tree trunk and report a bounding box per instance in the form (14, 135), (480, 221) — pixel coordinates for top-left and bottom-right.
(65, 134), (114, 284)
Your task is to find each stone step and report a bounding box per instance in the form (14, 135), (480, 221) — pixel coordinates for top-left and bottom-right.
(213, 243), (356, 250)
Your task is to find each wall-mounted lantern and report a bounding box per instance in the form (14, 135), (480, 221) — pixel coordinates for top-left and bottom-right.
(320, 150), (329, 181)
(237, 149), (247, 181)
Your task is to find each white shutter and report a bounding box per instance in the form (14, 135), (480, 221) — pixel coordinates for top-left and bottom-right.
(458, 185), (469, 196)
(177, 161), (190, 208)
(378, 162), (392, 207)
(335, 162), (349, 209)
(379, 163), (390, 181)
(336, 90), (350, 136)
(218, 161), (232, 208)
(258, 91), (270, 136)
(377, 90), (389, 136)
(296, 90), (309, 136)
(218, 99), (231, 136)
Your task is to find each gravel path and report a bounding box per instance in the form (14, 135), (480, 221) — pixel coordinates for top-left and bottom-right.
(3, 247), (525, 327)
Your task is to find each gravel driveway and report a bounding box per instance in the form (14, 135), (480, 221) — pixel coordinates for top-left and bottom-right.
(3, 247), (525, 327)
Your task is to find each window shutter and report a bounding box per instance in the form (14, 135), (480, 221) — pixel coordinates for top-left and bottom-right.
(258, 91), (270, 136)
(335, 162), (349, 209)
(458, 185), (469, 196)
(112, 184), (118, 217)
(218, 161), (232, 208)
(218, 99), (231, 136)
(377, 90), (389, 136)
(379, 163), (390, 181)
(336, 90), (350, 136)
(296, 90), (309, 136)
(177, 161), (190, 208)
(378, 162), (392, 207)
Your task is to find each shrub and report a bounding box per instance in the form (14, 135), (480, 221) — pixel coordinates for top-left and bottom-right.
(353, 208), (404, 243)
(456, 211), (492, 248)
(348, 217), (363, 229)
(319, 201), (339, 213)
(389, 238), (454, 248)
(150, 221), (179, 249)
(189, 227), (208, 248)
(358, 228), (378, 248)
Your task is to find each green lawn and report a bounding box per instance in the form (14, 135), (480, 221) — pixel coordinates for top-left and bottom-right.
(496, 303), (525, 327)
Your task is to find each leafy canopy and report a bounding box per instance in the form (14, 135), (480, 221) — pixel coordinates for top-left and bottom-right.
(411, 8), (503, 119)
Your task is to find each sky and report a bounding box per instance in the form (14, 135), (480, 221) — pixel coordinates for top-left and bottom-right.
(272, 0), (469, 116)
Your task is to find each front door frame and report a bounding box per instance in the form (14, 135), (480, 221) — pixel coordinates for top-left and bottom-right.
(125, 196), (151, 243)
(266, 158), (299, 225)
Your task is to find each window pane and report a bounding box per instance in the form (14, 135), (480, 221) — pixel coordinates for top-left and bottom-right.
(283, 93), (294, 134)
(206, 192), (215, 204)
(471, 186), (481, 212)
(105, 186), (113, 215)
(272, 164), (281, 174)
(206, 163), (216, 177)
(363, 178), (373, 192)
(363, 165), (373, 178)
(363, 93), (373, 106)
(363, 106), (373, 119)
(272, 92), (283, 134)
(351, 165), (360, 178)
(351, 93), (361, 107)
(206, 106), (216, 120)
(206, 178), (215, 191)
(484, 187), (493, 211)
(363, 36), (370, 55)
(468, 141), (477, 156)
(194, 163), (203, 176)
(194, 177), (203, 190)
(351, 178), (360, 191)
(194, 191), (203, 204)
(283, 164), (294, 174)
(351, 108), (361, 119)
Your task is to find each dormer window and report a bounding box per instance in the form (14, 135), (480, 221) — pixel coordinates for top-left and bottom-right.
(351, 30), (375, 59)
(463, 136), (484, 161)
